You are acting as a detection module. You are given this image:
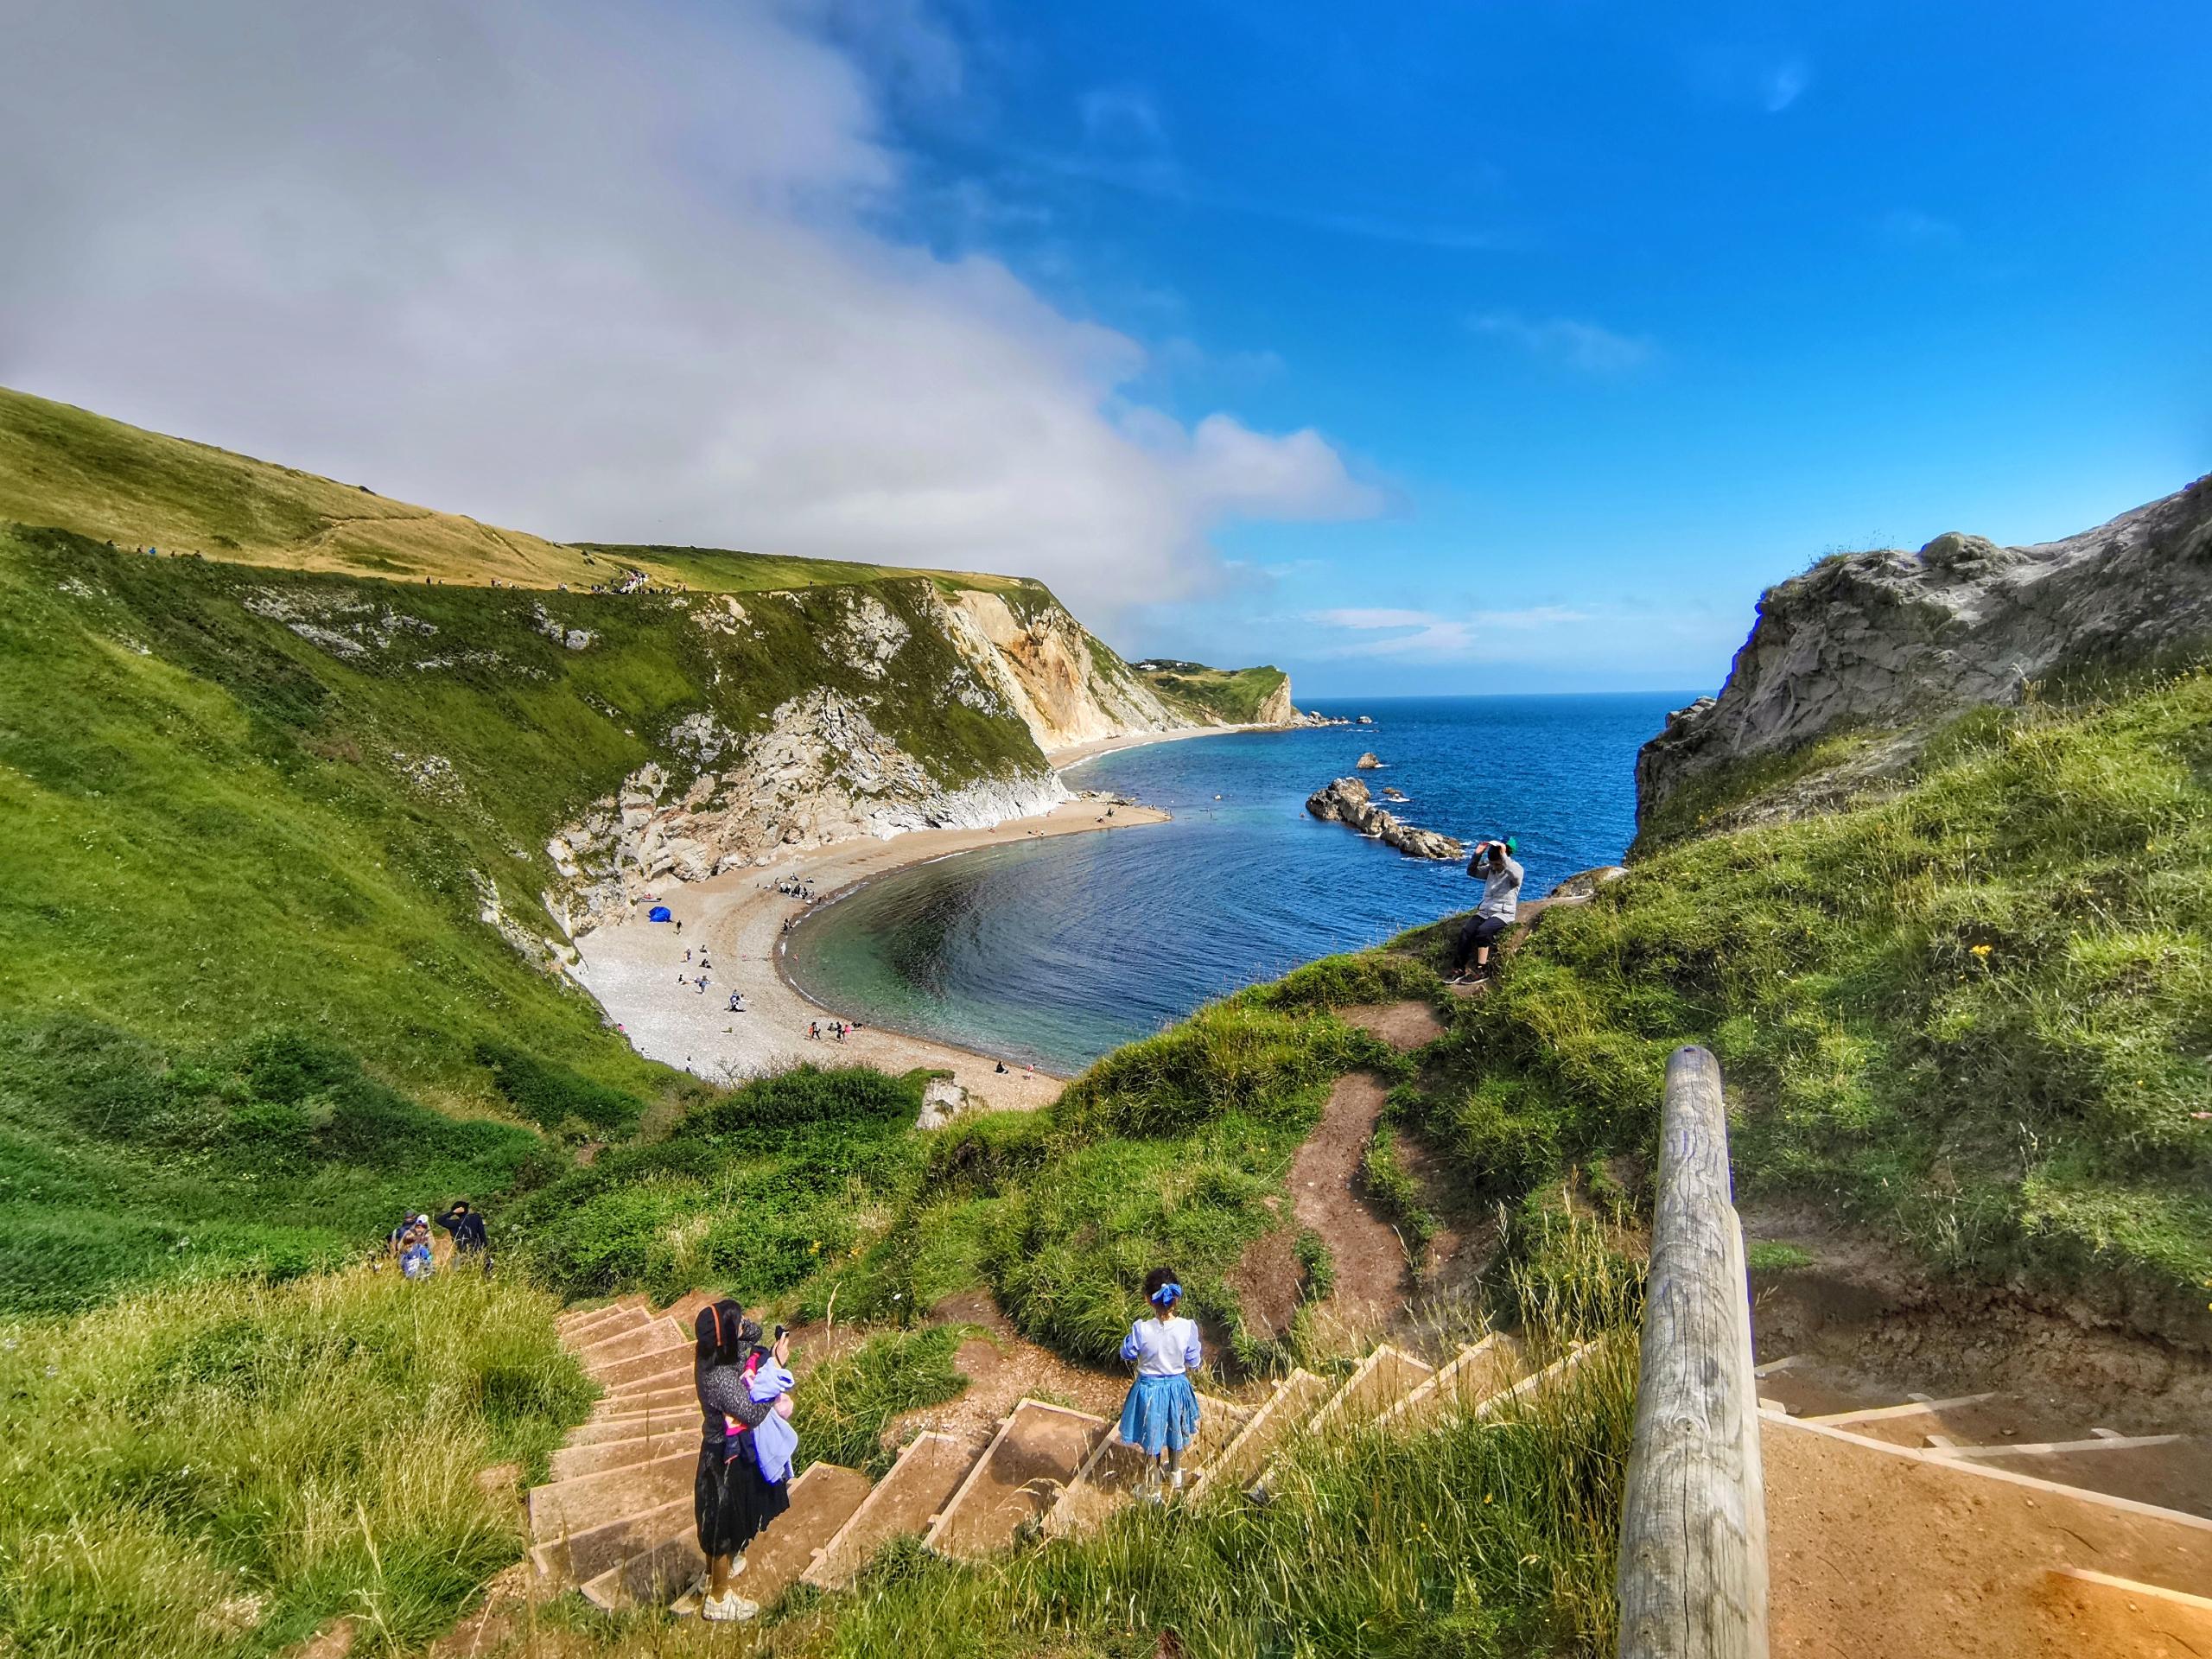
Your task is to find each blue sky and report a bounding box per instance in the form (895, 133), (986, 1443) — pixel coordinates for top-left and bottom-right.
(868, 1), (2212, 695)
(6, 1), (2207, 698)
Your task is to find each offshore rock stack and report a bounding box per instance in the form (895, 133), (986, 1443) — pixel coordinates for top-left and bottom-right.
(1304, 776), (1463, 860)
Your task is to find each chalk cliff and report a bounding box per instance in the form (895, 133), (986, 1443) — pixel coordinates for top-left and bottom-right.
(1637, 475), (2212, 830)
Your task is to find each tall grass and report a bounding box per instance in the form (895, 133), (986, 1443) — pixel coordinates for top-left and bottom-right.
(0, 1268), (588, 1657)
(1400, 664), (2212, 1342)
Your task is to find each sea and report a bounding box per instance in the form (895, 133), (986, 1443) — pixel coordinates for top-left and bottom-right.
(783, 692), (1695, 1074)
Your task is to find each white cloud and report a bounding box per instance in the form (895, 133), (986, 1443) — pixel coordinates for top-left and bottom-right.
(1310, 605), (1591, 658)
(1470, 311), (1656, 374)
(0, 0), (1376, 623)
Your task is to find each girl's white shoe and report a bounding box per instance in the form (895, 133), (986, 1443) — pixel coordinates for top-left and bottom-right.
(702, 1591), (760, 1624)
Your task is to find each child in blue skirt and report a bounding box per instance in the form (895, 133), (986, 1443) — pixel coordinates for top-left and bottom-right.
(1118, 1268), (1202, 1497)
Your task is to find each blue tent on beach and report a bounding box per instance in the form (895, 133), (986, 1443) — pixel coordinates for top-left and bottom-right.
(648, 906), (673, 922)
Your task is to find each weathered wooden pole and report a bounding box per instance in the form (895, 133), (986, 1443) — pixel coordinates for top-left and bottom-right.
(1618, 1045), (1769, 1659)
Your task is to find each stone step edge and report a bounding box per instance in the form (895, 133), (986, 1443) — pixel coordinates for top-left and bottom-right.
(920, 1399), (1109, 1556)
(526, 1447), (696, 1542)
(1759, 1412), (2212, 1538)
(1187, 1369), (1326, 1498)
(801, 1431), (972, 1591)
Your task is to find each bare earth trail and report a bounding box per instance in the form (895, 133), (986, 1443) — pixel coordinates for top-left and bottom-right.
(1232, 999), (1444, 1338)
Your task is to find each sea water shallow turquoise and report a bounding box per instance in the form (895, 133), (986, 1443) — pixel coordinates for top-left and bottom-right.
(784, 692), (1694, 1073)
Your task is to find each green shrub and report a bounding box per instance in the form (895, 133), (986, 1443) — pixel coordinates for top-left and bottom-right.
(474, 1040), (644, 1134)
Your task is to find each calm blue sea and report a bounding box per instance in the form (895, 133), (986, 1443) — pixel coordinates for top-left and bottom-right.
(783, 692), (1693, 1073)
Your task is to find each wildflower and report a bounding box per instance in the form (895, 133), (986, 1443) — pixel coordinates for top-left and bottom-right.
(1970, 944), (1993, 958)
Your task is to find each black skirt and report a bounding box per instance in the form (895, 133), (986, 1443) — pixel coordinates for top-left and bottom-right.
(694, 1440), (792, 1559)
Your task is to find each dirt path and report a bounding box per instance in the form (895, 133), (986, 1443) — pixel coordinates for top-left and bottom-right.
(1230, 1000), (1442, 1342)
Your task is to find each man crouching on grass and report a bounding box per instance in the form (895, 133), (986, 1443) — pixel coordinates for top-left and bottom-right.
(1449, 836), (1523, 983)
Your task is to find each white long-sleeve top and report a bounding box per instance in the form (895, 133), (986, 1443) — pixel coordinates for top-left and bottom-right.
(1121, 1315), (1202, 1377)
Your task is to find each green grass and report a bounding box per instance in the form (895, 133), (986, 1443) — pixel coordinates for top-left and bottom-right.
(0, 1017), (553, 1313)
(0, 1268), (588, 1659)
(1135, 661), (1292, 725)
(504, 957), (1421, 1366)
(1398, 664), (2212, 1344)
(0, 383), (1024, 595)
(791, 1326), (976, 1477)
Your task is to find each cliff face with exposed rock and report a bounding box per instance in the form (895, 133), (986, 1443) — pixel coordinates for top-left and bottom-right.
(1637, 475), (2212, 832)
(542, 578), (1308, 931)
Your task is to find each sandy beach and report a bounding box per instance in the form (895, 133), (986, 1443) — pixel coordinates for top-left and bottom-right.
(573, 791), (1172, 1110)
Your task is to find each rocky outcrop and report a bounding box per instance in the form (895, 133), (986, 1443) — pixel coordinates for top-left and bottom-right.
(548, 686), (1069, 928)
(1355, 752), (1382, 770)
(1637, 476), (2212, 828)
(1305, 776), (1463, 860)
(1547, 865), (1626, 899)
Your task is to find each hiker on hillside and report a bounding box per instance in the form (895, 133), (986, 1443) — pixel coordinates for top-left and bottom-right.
(691, 1303), (791, 1624)
(434, 1201), (489, 1272)
(1117, 1268), (1203, 1499)
(399, 1220), (435, 1281)
(1449, 836), (1524, 983)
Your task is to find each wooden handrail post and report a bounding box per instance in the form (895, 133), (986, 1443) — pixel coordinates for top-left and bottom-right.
(1618, 1045), (1769, 1659)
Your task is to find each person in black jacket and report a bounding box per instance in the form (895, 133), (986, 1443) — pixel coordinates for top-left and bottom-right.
(433, 1202), (490, 1271)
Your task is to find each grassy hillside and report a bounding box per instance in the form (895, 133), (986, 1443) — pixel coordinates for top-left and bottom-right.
(505, 954), (1440, 1364)
(0, 385), (1018, 594)
(1135, 659), (1291, 724)
(0, 515), (1069, 1307)
(1395, 663), (2212, 1344)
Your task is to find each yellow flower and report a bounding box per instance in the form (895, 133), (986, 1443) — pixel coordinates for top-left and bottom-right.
(1970, 944), (1993, 958)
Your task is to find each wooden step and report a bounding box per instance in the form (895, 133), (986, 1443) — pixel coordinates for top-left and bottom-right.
(551, 1427), (698, 1483)
(1939, 1434), (2209, 1520)
(583, 1462), (871, 1612)
(559, 1296), (652, 1344)
(656, 1289), (720, 1328)
(576, 1319), (690, 1378)
(529, 1494), (690, 1588)
(567, 1405), (703, 1446)
(1762, 1412), (2212, 1656)
(592, 1381), (695, 1421)
(1308, 1344), (1434, 1435)
(1189, 1370), (1331, 1497)
(923, 1400), (1107, 1559)
(528, 1446), (696, 1543)
(592, 1345), (697, 1392)
(803, 1432), (977, 1590)
(1376, 1332), (1522, 1428)
(1042, 1393), (1250, 1539)
(559, 1303), (652, 1351)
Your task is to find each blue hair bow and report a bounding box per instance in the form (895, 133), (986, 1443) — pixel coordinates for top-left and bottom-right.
(1150, 1281), (1182, 1306)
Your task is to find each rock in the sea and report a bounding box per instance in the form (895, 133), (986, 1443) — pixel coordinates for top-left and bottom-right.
(1381, 785), (1407, 801)
(1305, 777), (1463, 860)
(1357, 714), (1375, 725)
(1355, 751), (1382, 769)
(1636, 475), (2212, 830)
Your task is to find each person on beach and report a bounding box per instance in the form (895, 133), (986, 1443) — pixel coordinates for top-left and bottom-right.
(1449, 836), (1523, 983)
(1117, 1268), (1203, 1497)
(691, 1303), (791, 1624)
(808, 1021), (820, 1041)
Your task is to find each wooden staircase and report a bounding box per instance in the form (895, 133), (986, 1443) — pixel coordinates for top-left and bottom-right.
(1751, 1351), (2212, 1655)
(529, 1294), (1592, 1618)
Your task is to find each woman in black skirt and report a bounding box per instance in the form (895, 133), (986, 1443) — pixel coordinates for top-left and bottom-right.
(692, 1300), (791, 1622)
